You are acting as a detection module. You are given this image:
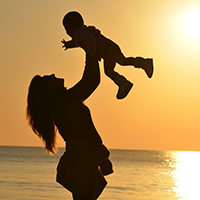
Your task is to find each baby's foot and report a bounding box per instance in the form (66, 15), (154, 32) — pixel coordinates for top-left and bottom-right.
(143, 58), (154, 78)
(116, 81), (133, 99)
(135, 57), (154, 78)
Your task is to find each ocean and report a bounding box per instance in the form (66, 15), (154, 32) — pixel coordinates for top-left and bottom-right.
(0, 146), (200, 200)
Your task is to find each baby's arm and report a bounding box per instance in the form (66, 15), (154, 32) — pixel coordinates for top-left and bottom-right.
(61, 39), (78, 51)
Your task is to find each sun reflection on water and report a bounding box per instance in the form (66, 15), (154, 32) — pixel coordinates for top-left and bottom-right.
(170, 151), (200, 200)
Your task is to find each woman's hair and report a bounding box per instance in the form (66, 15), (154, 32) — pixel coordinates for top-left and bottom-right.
(62, 11), (84, 30)
(26, 75), (57, 154)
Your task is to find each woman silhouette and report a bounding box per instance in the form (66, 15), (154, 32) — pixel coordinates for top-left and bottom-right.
(26, 54), (113, 200)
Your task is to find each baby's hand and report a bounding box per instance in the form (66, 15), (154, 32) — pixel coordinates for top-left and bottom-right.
(61, 39), (68, 51)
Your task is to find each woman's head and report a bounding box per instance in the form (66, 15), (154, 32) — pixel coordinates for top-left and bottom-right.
(26, 74), (64, 154)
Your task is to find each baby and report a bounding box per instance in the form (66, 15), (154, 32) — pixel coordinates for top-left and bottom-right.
(62, 11), (154, 99)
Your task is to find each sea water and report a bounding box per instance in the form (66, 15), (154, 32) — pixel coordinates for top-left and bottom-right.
(0, 146), (200, 200)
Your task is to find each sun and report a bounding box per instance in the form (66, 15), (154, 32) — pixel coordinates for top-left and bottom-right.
(183, 8), (200, 38)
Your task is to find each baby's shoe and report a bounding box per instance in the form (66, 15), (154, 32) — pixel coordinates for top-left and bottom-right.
(117, 81), (133, 99)
(135, 57), (154, 78)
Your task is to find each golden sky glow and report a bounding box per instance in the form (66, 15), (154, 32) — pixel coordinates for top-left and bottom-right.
(0, 0), (200, 151)
(183, 8), (200, 38)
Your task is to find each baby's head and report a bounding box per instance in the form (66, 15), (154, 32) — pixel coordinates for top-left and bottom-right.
(62, 11), (84, 37)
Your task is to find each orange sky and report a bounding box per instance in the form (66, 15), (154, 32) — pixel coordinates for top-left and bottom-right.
(0, 0), (200, 151)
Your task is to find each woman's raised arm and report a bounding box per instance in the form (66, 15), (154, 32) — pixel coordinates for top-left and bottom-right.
(67, 54), (100, 101)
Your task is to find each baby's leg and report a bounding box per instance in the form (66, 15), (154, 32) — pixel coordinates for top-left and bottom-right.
(103, 57), (120, 81)
(115, 50), (154, 78)
(103, 57), (133, 99)
(114, 50), (136, 66)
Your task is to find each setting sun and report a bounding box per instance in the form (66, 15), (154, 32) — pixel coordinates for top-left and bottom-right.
(183, 8), (200, 38)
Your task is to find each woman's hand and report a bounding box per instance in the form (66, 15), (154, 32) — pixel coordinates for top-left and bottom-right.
(90, 52), (98, 61)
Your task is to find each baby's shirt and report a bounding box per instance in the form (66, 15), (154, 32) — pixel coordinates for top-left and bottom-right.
(67, 25), (115, 60)
(73, 25), (100, 55)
